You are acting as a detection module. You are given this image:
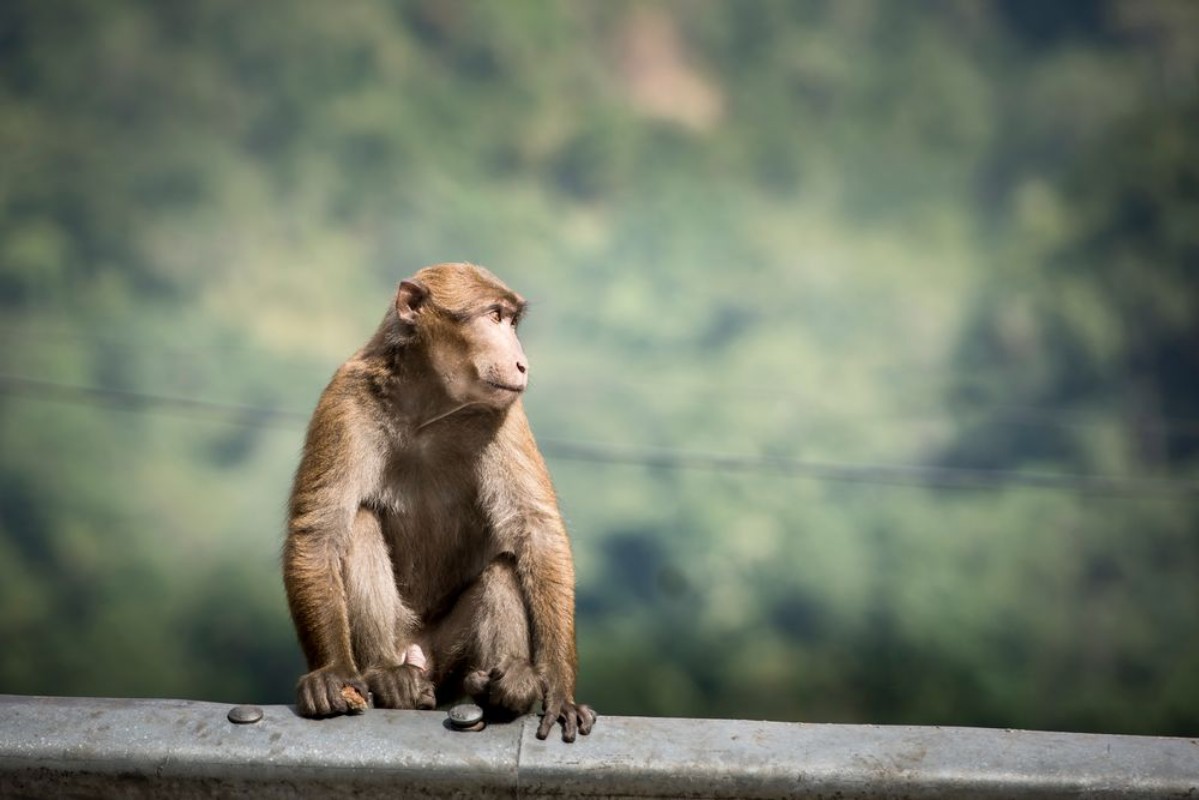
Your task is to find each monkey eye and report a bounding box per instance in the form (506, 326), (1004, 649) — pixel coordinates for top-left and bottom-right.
(487, 306), (504, 323)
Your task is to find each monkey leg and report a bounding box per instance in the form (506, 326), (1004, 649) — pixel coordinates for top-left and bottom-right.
(344, 508), (435, 710)
(430, 555), (542, 718)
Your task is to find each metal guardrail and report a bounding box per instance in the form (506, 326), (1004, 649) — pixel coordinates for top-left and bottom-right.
(0, 694), (1196, 798)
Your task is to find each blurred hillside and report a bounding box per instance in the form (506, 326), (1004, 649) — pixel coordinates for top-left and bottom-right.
(0, 0), (1197, 735)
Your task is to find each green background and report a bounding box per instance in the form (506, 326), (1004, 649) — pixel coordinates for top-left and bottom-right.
(1, 0), (1197, 736)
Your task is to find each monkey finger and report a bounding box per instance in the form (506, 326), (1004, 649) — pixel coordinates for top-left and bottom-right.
(324, 679), (350, 716)
(300, 678), (331, 717)
(562, 709), (578, 743)
(577, 705), (596, 736)
(297, 682), (318, 717)
(536, 705), (557, 740)
(310, 681), (329, 717)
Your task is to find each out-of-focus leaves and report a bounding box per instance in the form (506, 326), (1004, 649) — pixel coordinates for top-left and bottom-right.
(0, 0), (1195, 736)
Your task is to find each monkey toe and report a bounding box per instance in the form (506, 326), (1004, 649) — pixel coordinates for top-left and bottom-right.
(365, 664), (437, 710)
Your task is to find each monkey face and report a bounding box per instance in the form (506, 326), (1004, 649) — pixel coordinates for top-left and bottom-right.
(393, 264), (531, 416)
(428, 303), (528, 412)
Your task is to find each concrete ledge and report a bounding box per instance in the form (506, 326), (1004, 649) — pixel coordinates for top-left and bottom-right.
(1, 694), (1196, 798)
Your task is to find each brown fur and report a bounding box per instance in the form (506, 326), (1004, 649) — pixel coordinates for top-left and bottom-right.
(283, 262), (595, 741)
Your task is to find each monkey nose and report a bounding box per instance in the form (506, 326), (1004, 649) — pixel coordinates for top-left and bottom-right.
(516, 361), (527, 375)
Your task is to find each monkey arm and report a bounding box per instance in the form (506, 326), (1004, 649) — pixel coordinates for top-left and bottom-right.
(284, 394), (382, 715)
(517, 518), (579, 683)
(517, 516), (596, 741)
(484, 410), (595, 740)
(282, 512), (357, 672)
(482, 411), (577, 687)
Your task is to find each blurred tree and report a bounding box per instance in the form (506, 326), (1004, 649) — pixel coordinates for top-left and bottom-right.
(0, 0), (1194, 736)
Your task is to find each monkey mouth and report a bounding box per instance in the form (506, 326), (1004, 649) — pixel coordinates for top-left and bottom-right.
(485, 380), (525, 394)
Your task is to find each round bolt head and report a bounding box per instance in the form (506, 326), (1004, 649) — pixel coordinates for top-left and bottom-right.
(227, 705), (264, 724)
(447, 703), (485, 729)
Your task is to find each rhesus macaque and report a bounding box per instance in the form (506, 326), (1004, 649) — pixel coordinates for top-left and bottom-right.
(283, 263), (595, 742)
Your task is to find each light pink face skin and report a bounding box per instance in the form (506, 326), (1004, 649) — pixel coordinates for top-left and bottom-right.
(429, 300), (528, 412)
(464, 306), (528, 403)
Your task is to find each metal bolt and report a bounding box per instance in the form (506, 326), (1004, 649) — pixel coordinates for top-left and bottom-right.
(447, 703), (485, 731)
(227, 705), (264, 724)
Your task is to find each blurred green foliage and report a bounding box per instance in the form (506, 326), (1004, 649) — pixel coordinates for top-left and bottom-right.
(0, 0), (1196, 736)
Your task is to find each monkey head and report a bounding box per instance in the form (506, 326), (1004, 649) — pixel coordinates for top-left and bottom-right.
(394, 263), (529, 412)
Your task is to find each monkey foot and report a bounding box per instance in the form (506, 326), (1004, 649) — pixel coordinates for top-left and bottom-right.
(465, 658), (541, 719)
(365, 663), (437, 710)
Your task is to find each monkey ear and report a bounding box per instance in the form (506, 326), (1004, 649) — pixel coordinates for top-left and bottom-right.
(395, 280), (429, 334)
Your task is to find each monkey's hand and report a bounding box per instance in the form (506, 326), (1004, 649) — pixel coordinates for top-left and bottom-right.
(364, 663), (437, 710)
(296, 666), (369, 718)
(537, 687), (597, 743)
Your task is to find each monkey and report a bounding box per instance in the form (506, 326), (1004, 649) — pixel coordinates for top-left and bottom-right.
(283, 262), (595, 742)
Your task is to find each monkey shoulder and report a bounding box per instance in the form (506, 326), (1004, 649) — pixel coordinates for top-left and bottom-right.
(293, 367), (403, 498)
(317, 360), (414, 438)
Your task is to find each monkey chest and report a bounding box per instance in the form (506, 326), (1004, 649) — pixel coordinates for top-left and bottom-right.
(374, 476), (497, 610)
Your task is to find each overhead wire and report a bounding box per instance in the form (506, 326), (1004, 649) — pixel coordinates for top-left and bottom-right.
(4, 323), (1199, 438)
(1, 373), (1196, 498)
(0, 374), (308, 428)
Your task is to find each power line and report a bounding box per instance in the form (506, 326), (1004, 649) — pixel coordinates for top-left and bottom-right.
(1, 373), (1197, 497)
(540, 439), (1199, 497)
(0, 374), (308, 428)
(6, 324), (1199, 438)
